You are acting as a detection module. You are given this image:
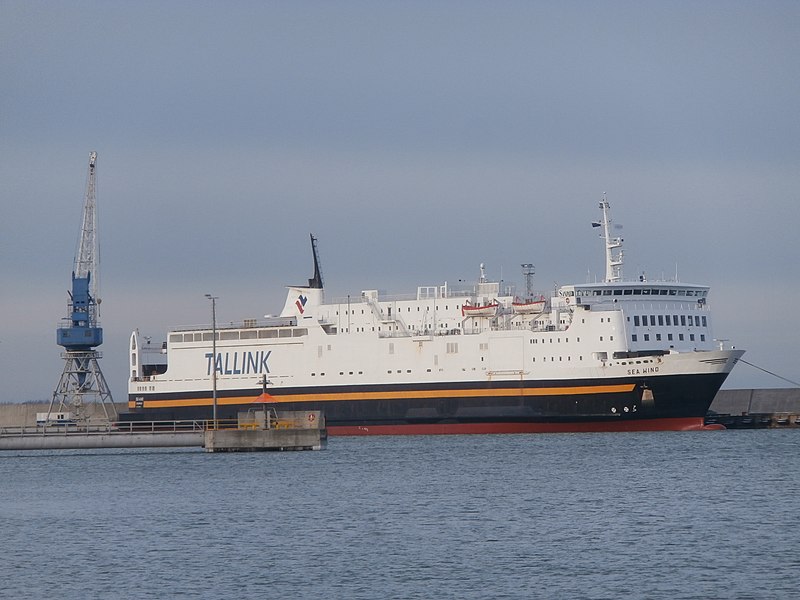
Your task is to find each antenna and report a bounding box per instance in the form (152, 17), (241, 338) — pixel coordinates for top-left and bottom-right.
(521, 263), (535, 299)
(594, 194), (624, 282)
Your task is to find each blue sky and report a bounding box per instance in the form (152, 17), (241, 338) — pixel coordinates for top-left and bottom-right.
(2, 1), (799, 403)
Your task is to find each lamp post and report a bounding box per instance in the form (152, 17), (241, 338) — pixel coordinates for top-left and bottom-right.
(205, 294), (218, 429)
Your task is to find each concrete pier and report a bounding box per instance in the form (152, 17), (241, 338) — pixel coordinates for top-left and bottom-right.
(0, 410), (326, 452)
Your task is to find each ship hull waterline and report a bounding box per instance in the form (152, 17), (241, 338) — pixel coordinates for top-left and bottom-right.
(122, 372), (730, 435)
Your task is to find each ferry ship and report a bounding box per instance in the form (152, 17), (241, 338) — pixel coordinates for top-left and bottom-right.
(123, 199), (743, 434)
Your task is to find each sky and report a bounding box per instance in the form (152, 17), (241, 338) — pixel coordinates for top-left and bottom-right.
(1, 1), (799, 404)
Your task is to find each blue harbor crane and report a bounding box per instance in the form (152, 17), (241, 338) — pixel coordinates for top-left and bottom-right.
(48, 152), (116, 423)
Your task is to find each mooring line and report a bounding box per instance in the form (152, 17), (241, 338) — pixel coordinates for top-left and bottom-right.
(738, 358), (800, 387)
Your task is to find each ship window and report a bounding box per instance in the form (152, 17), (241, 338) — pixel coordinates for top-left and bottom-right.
(202, 332), (218, 341)
(293, 328), (308, 337)
(678, 290), (686, 296)
(240, 330), (257, 339)
(613, 289), (622, 295)
(600, 336), (603, 341)
(634, 316), (640, 326)
(279, 329), (292, 338)
(221, 331), (239, 340)
(658, 315), (664, 326)
(183, 334), (194, 342)
(658, 289), (667, 295)
(602, 290), (612, 296)
(669, 289), (677, 296)
(668, 334), (673, 341)
(702, 316), (707, 327)
(673, 314), (679, 324)
(610, 336), (614, 341)
(624, 289), (633, 295)
(169, 334), (182, 343)
(680, 316), (686, 326)
(641, 289), (650, 295)
(701, 334), (706, 341)
(632, 334), (637, 342)
(690, 334), (695, 342)
(656, 334), (662, 341)
(665, 315), (671, 326)
(644, 334), (650, 341)
(679, 334), (684, 341)
(259, 330), (278, 339)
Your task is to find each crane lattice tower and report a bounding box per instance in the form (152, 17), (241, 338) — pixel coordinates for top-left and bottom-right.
(49, 152), (116, 424)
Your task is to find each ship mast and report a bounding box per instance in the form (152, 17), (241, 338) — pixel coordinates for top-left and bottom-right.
(595, 194), (624, 283)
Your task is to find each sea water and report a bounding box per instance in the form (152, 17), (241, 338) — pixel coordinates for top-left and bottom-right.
(2, 431), (798, 599)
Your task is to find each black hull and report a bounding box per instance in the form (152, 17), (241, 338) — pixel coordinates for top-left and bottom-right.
(122, 372), (729, 433)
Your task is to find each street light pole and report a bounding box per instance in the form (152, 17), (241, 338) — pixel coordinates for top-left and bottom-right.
(205, 294), (218, 429)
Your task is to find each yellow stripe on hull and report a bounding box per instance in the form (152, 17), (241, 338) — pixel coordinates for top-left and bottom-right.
(130, 383), (636, 410)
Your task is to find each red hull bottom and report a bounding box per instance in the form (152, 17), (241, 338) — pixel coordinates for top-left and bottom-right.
(329, 417), (718, 436)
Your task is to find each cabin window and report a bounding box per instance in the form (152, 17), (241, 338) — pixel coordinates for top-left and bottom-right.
(279, 329), (292, 338)
(656, 334), (662, 341)
(169, 334), (182, 343)
(221, 331), (239, 341)
(240, 330), (257, 339)
(634, 316), (640, 326)
(665, 315), (672, 326)
(632, 334), (638, 342)
(673, 314), (679, 325)
(680, 316), (686, 326)
(702, 316), (707, 327)
(658, 315), (664, 326)
(679, 334), (685, 341)
(701, 335), (706, 341)
(644, 334), (650, 341)
(259, 330), (278, 339)
(613, 289), (622, 296)
(690, 334), (695, 342)
(668, 334), (673, 341)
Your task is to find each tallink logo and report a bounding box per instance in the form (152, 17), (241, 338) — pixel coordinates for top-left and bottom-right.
(205, 351), (271, 376)
(295, 294), (308, 314)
